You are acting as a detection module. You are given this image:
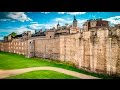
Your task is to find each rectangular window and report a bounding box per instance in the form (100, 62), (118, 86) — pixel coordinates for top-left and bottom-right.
(22, 42), (23, 46)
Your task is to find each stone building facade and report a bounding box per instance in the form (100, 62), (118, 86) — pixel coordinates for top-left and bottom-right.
(0, 17), (120, 76)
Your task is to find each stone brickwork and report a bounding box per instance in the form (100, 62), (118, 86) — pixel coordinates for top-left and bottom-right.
(34, 38), (60, 60)
(0, 39), (28, 56)
(58, 28), (120, 76)
(0, 27), (120, 76)
(65, 28), (119, 75)
(1, 19), (120, 76)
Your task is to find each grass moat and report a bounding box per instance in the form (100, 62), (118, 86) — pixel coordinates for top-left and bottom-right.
(0, 51), (118, 79)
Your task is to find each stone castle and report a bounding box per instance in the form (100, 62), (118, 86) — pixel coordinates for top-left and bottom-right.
(0, 16), (120, 76)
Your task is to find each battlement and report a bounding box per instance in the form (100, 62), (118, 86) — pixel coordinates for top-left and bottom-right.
(4, 17), (119, 42)
(1, 17), (120, 77)
(83, 18), (109, 31)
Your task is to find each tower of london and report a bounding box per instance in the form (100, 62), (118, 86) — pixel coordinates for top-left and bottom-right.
(0, 16), (120, 76)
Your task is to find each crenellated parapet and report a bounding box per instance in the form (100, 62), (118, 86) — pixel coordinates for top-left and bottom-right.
(1, 18), (120, 76)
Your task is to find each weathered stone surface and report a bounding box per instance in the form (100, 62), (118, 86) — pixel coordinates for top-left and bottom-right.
(0, 27), (120, 76)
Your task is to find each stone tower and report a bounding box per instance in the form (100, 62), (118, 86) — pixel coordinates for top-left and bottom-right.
(73, 16), (77, 28)
(22, 31), (31, 40)
(27, 31), (32, 39)
(57, 21), (60, 29)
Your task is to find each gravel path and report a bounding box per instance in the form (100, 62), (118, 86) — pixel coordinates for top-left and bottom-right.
(0, 67), (100, 79)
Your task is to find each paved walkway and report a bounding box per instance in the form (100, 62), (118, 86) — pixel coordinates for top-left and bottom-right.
(0, 67), (100, 79)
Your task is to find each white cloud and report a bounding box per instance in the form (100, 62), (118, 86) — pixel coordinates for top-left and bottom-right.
(0, 19), (16, 22)
(58, 12), (86, 15)
(41, 12), (50, 14)
(51, 17), (86, 28)
(77, 19), (87, 28)
(0, 37), (3, 40)
(28, 24), (44, 30)
(54, 18), (65, 22)
(28, 23), (57, 30)
(0, 27), (35, 40)
(0, 19), (11, 22)
(0, 17), (87, 40)
(44, 24), (57, 29)
(67, 12), (86, 15)
(104, 16), (120, 25)
(29, 16), (87, 30)
(15, 26), (35, 34)
(58, 12), (65, 14)
(7, 12), (32, 22)
(53, 17), (87, 28)
(53, 17), (72, 24)
(0, 26), (35, 39)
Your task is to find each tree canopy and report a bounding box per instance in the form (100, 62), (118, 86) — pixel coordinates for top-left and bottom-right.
(10, 32), (17, 37)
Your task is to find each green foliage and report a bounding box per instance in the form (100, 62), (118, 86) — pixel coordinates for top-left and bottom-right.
(10, 32), (17, 37)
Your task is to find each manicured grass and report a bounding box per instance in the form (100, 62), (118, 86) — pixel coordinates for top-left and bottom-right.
(7, 70), (78, 79)
(0, 51), (116, 79)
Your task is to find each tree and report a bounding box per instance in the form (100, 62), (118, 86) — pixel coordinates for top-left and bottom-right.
(10, 32), (17, 37)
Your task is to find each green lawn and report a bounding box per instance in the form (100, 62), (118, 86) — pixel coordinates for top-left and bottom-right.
(0, 51), (116, 79)
(7, 70), (78, 79)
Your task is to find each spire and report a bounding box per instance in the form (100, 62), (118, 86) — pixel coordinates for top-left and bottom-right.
(73, 15), (77, 27)
(57, 21), (60, 29)
(73, 15), (77, 22)
(57, 21), (60, 26)
(74, 15), (76, 20)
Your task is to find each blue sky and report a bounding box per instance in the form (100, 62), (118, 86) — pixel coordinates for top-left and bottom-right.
(0, 12), (120, 40)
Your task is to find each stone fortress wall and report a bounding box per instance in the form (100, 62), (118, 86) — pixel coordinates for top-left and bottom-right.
(1, 17), (120, 76)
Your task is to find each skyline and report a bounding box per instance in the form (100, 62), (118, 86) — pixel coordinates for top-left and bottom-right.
(0, 12), (120, 40)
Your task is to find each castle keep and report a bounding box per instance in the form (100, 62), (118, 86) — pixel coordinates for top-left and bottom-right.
(0, 16), (120, 76)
